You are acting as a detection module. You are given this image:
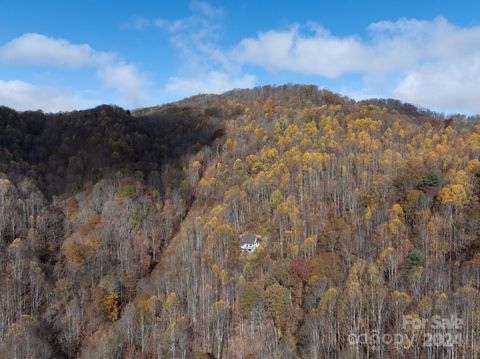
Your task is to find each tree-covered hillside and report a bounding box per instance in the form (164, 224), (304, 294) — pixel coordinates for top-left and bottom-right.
(1, 85), (479, 358)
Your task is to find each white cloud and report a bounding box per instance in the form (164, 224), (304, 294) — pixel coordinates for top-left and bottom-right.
(123, 10), (480, 113)
(154, 11), (224, 72)
(97, 61), (150, 104)
(232, 17), (480, 77)
(230, 16), (480, 113)
(233, 26), (369, 78)
(122, 16), (152, 30)
(189, 0), (223, 18)
(0, 80), (97, 112)
(0, 33), (150, 108)
(165, 71), (256, 98)
(0, 33), (93, 69)
(152, 1), (256, 100)
(11, 10), (478, 114)
(394, 56), (480, 113)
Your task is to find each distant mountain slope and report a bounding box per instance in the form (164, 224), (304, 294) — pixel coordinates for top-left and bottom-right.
(0, 103), (224, 196)
(0, 85), (479, 359)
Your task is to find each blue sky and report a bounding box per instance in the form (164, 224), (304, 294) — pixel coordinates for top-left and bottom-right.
(1, 0), (480, 114)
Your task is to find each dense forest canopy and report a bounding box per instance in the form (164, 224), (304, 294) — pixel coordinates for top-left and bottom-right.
(0, 84), (479, 358)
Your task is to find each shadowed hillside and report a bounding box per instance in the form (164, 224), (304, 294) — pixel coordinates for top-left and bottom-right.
(0, 104), (225, 196)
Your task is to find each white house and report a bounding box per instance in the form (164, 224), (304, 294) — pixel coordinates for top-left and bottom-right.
(240, 234), (262, 253)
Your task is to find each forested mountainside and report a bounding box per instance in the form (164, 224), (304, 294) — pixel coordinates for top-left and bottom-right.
(0, 84), (480, 358)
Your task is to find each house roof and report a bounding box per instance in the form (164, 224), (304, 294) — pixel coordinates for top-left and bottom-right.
(240, 234), (258, 245)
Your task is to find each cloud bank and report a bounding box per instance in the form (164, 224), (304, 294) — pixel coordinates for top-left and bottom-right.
(3, 3), (480, 114)
(151, 1), (258, 100)
(0, 33), (150, 111)
(148, 5), (480, 114)
(0, 80), (96, 112)
(165, 71), (256, 98)
(230, 17), (480, 113)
